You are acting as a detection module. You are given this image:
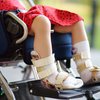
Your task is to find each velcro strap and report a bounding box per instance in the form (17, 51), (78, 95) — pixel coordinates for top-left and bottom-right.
(31, 54), (55, 67)
(90, 66), (100, 72)
(38, 63), (57, 79)
(77, 60), (93, 73)
(73, 51), (91, 61)
(55, 72), (68, 89)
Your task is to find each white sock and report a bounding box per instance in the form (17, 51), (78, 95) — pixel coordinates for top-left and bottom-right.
(73, 40), (93, 83)
(73, 40), (90, 55)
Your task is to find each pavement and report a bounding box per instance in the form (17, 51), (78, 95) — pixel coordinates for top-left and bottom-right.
(0, 49), (100, 100)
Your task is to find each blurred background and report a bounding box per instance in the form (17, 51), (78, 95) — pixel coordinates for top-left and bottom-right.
(20, 0), (100, 50)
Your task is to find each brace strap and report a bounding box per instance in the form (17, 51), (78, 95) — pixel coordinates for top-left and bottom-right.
(31, 54), (55, 67)
(90, 66), (100, 82)
(73, 51), (91, 61)
(90, 66), (100, 72)
(38, 63), (57, 79)
(55, 72), (68, 90)
(77, 59), (93, 73)
(31, 54), (57, 79)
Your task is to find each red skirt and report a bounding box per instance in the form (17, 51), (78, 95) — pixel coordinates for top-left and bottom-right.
(17, 5), (83, 30)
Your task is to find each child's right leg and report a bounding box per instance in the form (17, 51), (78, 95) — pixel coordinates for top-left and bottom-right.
(54, 20), (100, 84)
(29, 15), (83, 90)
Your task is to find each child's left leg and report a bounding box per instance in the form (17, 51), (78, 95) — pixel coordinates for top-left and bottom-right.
(54, 20), (100, 84)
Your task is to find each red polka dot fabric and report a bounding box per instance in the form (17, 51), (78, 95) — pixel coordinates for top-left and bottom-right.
(0, 0), (83, 31)
(0, 0), (25, 10)
(18, 5), (83, 30)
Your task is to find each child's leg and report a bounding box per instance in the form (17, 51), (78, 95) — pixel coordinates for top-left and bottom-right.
(29, 15), (83, 89)
(54, 20), (100, 84)
(31, 15), (52, 58)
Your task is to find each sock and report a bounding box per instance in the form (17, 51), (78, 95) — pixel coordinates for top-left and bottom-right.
(73, 40), (93, 83)
(73, 40), (90, 55)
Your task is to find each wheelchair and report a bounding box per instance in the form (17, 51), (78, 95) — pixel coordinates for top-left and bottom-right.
(0, 10), (100, 100)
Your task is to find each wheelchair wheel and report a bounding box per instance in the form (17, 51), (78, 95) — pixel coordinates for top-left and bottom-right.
(0, 83), (42, 100)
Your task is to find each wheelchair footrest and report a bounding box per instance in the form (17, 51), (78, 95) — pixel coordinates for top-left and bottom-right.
(81, 83), (100, 99)
(28, 80), (84, 99)
(28, 80), (100, 99)
(28, 80), (60, 98)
